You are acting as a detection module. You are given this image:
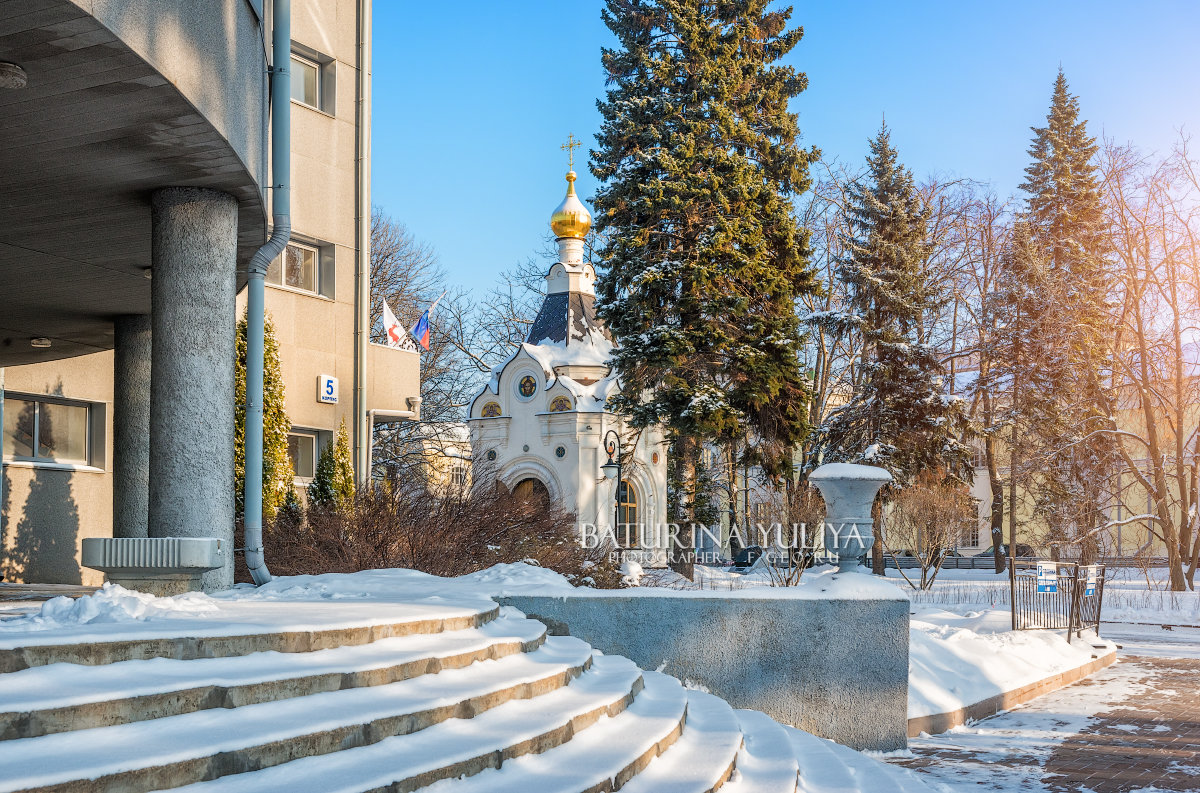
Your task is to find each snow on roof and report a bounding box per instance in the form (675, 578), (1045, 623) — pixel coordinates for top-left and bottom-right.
(408, 421), (470, 443)
(473, 335), (618, 412)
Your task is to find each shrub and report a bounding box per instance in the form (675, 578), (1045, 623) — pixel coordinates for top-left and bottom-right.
(264, 466), (624, 588)
(308, 420), (355, 509)
(234, 310), (291, 519)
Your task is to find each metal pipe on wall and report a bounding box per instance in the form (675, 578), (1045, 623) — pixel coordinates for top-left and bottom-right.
(353, 0), (373, 485)
(243, 0), (293, 586)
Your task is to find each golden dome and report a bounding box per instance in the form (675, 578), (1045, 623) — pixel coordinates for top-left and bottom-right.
(550, 171), (592, 240)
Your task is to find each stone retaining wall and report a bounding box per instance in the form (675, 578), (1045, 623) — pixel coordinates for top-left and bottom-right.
(500, 592), (910, 752)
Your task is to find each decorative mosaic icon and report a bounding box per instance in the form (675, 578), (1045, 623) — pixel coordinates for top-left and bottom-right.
(518, 375), (537, 398)
(549, 395), (572, 412)
(480, 401), (502, 418)
(555, 445), (567, 458)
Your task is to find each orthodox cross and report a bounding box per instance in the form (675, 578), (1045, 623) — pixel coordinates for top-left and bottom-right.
(561, 134), (582, 171)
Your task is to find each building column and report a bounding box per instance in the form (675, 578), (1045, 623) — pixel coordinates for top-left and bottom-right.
(148, 187), (239, 590)
(113, 314), (151, 539)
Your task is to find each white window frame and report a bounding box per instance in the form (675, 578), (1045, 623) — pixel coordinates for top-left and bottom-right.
(290, 53), (322, 110)
(267, 240), (323, 296)
(2, 393), (96, 467)
(287, 430), (319, 482)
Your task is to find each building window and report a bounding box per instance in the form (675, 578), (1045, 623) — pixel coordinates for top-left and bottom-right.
(3, 396), (90, 464)
(970, 441), (987, 469)
(618, 480), (639, 548)
(290, 54), (320, 108)
(962, 520), (982, 548)
(268, 241), (320, 294)
(451, 463), (468, 488)
(287, 431), (317, 480)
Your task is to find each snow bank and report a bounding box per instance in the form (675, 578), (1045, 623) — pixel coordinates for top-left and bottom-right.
(907, 605), (1114, 719)
(0, 584), (219, 632)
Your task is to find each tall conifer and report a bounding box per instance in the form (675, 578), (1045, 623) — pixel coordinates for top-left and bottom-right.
(592, 0), (819, 540)
(234, 310), (292, 520)
(813, 126), (972, 486)
(1019, 71), (1114, 559)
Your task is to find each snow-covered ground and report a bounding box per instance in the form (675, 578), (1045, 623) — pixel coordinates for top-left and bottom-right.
(897, 622), (1200, 792)
(884, 566), (1200, 626)
(901, 660), (1158, 793)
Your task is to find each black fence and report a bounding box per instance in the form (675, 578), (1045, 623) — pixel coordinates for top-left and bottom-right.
(883, 554), (1034, 571)
(1010, 561), (1106, 639)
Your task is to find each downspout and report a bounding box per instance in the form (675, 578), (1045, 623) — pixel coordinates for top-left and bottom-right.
(0, 368), (5, 544)
(243, 0), (292, 586)
(353, 0), (373, 485)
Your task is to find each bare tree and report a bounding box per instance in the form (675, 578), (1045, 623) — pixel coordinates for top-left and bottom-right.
(369, 208), (552, 479)
(885, 468), (977, 590)
(1098, 137), (1200, 591)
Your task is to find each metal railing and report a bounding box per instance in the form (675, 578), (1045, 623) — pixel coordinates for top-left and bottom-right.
(1010, 561), (1105, 640)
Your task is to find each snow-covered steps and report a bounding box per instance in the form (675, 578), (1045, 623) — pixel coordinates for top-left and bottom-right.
(150, 654), (649, 793)
(788, 726), (928, 793)
(617, 690), (743, 793)
(0, 635), (599, 793)
(416, 670), (689, 793)
(0, 615), (546, 739)
(0, 600), (500, 672)
(0, 584), (942, 793)
(722, 710), (800, 793)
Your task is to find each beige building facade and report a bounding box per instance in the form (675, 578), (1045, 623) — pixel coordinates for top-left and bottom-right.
(1, 0), (418, 586)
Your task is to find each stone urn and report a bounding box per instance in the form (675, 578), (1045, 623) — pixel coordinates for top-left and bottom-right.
(809, 463), (892, 572)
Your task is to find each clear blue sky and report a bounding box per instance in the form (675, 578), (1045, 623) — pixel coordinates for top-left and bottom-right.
(372, 1), (1200, 291)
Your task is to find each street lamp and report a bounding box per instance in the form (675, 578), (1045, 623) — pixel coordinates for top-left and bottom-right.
(601, 429), (623, 544)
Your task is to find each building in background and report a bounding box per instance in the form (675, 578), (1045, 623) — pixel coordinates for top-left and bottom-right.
(468, 168), (668, 567)
(0, 0), (418, 587)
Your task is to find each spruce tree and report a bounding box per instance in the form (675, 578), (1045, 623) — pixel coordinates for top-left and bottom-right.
(812, 125), (972, 486)
(309, 419), (355, 510)
(1018, 70), (1114, 560)
(592, 0), (820, 547)
(982, 223), (1066, 557)
(234, 309), (292, 520)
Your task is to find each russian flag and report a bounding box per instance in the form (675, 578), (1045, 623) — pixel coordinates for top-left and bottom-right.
(410, 291), (446, 351)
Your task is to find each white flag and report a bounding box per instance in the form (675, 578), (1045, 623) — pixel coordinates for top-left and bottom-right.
(381, 300), (414, 350)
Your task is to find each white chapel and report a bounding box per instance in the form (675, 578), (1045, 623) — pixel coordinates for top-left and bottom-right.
(467, 161), (668, 566)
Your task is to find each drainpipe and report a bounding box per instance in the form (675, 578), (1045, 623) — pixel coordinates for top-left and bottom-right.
(0, 368), (5, 543)
(243, 0), (292, 586)
(353, 0), (373, 486)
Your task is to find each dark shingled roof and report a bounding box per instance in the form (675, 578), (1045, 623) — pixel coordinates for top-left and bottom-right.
(526, 291), (613, 347)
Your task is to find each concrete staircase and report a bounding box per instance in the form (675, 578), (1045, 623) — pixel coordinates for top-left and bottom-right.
(0, 601), (928, 793)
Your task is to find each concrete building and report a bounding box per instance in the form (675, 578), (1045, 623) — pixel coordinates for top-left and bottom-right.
(0, 0), (418, 587)
(468, 170), (669, 567)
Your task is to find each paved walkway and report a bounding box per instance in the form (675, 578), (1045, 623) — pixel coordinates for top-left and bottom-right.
(895, 625), (1200, 793)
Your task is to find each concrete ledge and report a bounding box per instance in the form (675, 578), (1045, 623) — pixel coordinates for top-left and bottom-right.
(82, 537), (226, 596)
(501, 591), (910, 752)
(907, 648), (1118, 737)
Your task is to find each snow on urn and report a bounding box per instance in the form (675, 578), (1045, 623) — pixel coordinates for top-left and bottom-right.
(809, 463), (892, 573)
